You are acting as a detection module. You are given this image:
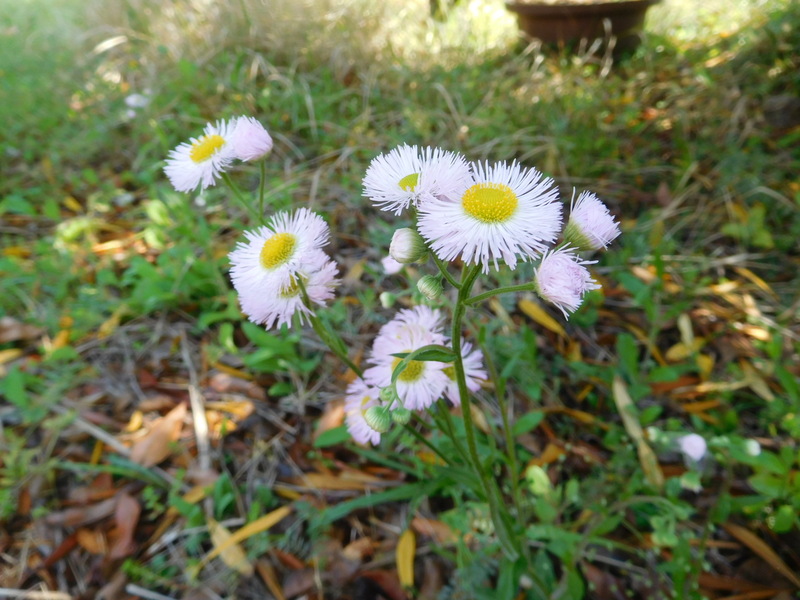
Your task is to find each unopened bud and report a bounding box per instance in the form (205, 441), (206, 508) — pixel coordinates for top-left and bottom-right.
(364, 405), (392, 433)
(417, 275), (443, 301)
(379, 386), (399, 405)
(380, 291), (397, 309)
(391, 407), (412, 425)
(389, 228), (427, 264)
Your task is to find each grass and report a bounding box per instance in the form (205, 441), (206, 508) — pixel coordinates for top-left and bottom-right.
(1, 0), (799, 597)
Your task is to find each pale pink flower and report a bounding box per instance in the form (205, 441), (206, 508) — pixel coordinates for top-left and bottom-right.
(164, 118), (237, 192)
(363, 145), (470, 215)
(364, 307), (449, 411)
(345, 379), (383, 445)
(534, 248), (600, 318)
(443, 340), (487, 406)
(418, 160), (562, 273)
(381, 256), (403, 275)
(677, 433), (707, 463)
(564, 190), (621, 251)
(231, 116), (273, 161)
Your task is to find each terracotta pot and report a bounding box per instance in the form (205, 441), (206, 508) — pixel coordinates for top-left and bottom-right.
(505, 0), (660, 51)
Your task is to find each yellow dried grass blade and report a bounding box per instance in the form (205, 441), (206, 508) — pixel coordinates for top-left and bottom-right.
(613, 376), (663, 488)
(518, 298), (566, 337)
(207, 517), (254, 576)
(396, 529), (416, 588)
(202, 505), (293, 568)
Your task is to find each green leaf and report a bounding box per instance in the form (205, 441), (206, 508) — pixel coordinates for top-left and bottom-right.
(313, 425), (350, 448)
(390, 344), (455, 384)
(512, 411), (544, 436)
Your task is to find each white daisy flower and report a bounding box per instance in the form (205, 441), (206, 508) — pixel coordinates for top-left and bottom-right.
(230, 116), (273, 161)
(164, 119), (237, 192)
(534, 247), (600, 318)
(563, 190), (621, 251)
(364, 308), (449, 411)
(375, 305), (446, 345)
(229, 207), (331, 292)
(345, 378), (383, 445)
(418, 160), (563, 273)
(362, 145), (470, 215)
(443, 340), (487, 406)
(238, 259), (339, 330)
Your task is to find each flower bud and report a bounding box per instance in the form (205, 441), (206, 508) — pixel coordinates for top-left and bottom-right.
(364, 405), (392, 433)
(379, 385), (399, 405)
(417, 275), (443, 301)
(563, 191), (621, 252)
(380, 291), (397, 309)
(391, 407), (412, 425)
(534, 248), (600, 318)
(230, 116), (273, 161)
(677, 433), (707, 463)
(389, 228), (427, 264)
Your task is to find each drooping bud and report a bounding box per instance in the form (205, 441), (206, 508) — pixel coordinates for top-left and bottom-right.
(391, 407), (412, 425)
(417, 275), (443, 301)
(389, 228), (427, 264)
(364, 405), (392, 433)
(534, 248), (600, 318)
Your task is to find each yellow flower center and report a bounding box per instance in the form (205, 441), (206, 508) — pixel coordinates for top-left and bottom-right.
(260, 232), (297, 270)
(398, 173), (419, 192)
(189, 134), (226, 163)
(462, 183), (518, 224)
(392, 356), (425, 383)
(443, 366), (456, 381)
(279, 273), (307, 298)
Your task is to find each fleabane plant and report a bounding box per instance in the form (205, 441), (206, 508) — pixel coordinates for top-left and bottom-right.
(164, 128), (621, 571)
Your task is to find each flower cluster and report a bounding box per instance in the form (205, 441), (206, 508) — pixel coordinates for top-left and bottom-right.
(164, 116), (273, 193)
(228, 208), (339, 330)
(345, 306), (487, 445)
(362, 144), (621, 317)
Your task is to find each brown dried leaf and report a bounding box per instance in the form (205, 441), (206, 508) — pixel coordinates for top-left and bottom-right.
(129, 402), (187, 467)
(45, 496), (118, 527)
(722, 523), (800, 588)
(518, 298), (566, 337)
(411, 518), (456, 544)
(0, 316), (43, 344)
(76, 527), (108, 555)
(256, 560), (286, 600)
(109, 492), (140, 559)
(613, 376), (663, 488)
(313, 399), (345, 442)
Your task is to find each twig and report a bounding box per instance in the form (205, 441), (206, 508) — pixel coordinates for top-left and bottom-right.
(124, 584), (177, 600)
(0, 590), (72, 600)
(180, 331), (211, 475)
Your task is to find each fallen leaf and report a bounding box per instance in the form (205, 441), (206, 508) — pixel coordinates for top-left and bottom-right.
(612, 376), (663, 488)
(360, 570), (408, 600)
(207, 517), (254, 577)
(76, 527), (108, 555)
(313, 399), (345, 442)
(722, 523), (800, 588)
(396, 529), (416, 588)
(45, 496), (118, 528)
(411, 517), (457, 545)
(519, 298), (566, 337)
(129, 402), (187, 467)
(109, 492), (140, 559)
(0, 316), (43, 344)
(528, 442), (566, 467)
(202, 505), (293, 570)
(256, 560), (287, 600)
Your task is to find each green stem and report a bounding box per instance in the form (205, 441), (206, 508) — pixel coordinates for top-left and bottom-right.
(465, 282), (536, 306)
(297, 280), (362, 378)
(452, 265), (520, 560)
(403, 420), (452, 467)
(431, 252), (461, 290)
(221, 172), (260, 224)
(258, 160), (267, 220)
(431, 401), (470, 466)
(482, 340), (526, 523)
